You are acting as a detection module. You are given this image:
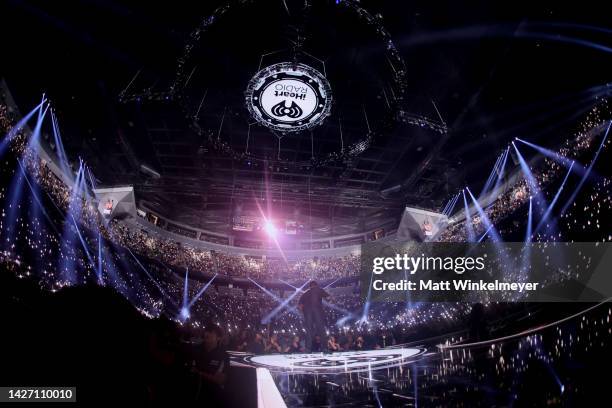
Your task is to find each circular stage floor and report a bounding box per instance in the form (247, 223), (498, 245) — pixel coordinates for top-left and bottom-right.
(231, 347), (427, 374)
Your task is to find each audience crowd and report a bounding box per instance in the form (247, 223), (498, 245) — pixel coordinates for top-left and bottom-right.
(0, 98), (610, 362)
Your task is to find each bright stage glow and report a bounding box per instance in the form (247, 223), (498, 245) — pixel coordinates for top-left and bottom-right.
(180, 307), (191, 321)
(233, 348), (426, 374)
(264, 220), (277, 237)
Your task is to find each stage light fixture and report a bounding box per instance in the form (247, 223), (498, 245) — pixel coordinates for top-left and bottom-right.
(264, 220), (277, 238)
(180, 306), (190, 321)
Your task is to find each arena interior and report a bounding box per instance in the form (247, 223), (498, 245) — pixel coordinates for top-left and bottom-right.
(1, 1), (611, 407)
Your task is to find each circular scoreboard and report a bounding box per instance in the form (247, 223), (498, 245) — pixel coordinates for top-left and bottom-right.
(245, 62), (332, 132)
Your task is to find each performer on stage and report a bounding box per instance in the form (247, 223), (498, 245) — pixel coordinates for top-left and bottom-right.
(298, 280), (329, 352)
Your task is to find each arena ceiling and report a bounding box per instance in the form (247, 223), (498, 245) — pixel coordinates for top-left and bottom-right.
(2, 0), (611, 235)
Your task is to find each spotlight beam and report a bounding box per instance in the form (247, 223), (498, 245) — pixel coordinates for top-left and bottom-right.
(16, 159), (61, 236)
(466, 187), (502, 242)
(359, 272), (375, 323)
(324, 277), (342, 289)
(492, 147), (509, 194)
(448, 193), (460, 216)
(61, 163), (98, 275)
(512, 142), (555, 234)
(249, 277), (285, 301)
(4, 105), (49, 251)
(57, 164), (84, 283)
(466, 185), (520, 278)
(187, 273), (217, 308)
(69, 212), (97, 274)
(479, 151), (504, 197)
(249, 278), (300, 318)
(279, 279), (301, 291)
(261, 280), (310, 324)
(560, 120), (611, 215)
(323, 300), (354, 316)
(50, 110), (73, 177)
(520, 197), (534, 274)
(103, 240), (143, 300)
(462, 189), (476, 242)
(443, 192), (460, 216)
(0, 100), (45, 158)
(126, 247), (177, 306)
(97, 232), (103, 283)
(525, 197), (533, 243)
(86, 166), (97, 191)
(477, 225), (494, 242)
(182, 268), (189, 311)
(516, 137), (595, 180)
(533, 161), (574, 236)
(336, 315), (354, 327)
(441, 193), (455, 215)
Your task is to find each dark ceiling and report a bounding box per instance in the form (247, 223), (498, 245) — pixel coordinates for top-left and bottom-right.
(2, 0), (611, 236)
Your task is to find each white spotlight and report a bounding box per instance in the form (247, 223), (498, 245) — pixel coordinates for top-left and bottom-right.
(264, 220), (277, 238)
(180, 307), (190, 321)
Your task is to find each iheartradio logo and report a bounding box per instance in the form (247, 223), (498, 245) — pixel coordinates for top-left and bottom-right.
(246, 62), (332, 132)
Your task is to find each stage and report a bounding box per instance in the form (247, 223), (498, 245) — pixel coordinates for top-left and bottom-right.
(230, 347), (430, 407)
(226, 309), (612, 407)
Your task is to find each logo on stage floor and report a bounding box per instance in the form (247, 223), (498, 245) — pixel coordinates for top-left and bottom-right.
(245, 62), (332, 132)
(232, 348), (426, 374)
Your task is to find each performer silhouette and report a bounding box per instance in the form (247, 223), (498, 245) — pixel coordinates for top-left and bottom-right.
(298, 281), (329, 352)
